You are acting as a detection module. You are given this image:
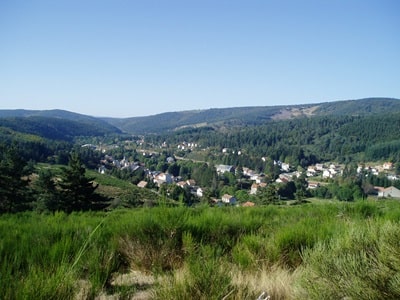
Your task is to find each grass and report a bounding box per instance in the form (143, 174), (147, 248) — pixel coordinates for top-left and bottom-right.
(300, 219), (400, 299)
(1, 200), (400, 299)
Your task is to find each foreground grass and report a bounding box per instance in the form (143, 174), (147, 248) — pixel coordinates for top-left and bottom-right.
(1, 200), (400, 299)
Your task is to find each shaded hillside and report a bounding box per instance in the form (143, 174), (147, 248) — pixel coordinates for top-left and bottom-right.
(1, 98), (399, 135)
(103, 106), (284, 134)
(104, 98), (400, 134)
(0, 109), (121, 136)
(0, 126), (72, 163)
(0, 116), (121, 141)
(148, 112), (400, 168)
(0, 109), (96, 120)
(313, 97), (400, 115)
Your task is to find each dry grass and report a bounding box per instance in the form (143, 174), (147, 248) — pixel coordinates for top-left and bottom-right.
(118, 236), (183, 272)
(230, 265), (305, 300)
(153, 263), (305, 300)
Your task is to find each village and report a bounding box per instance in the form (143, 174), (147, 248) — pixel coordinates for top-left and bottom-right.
(90, 140), (400, 205)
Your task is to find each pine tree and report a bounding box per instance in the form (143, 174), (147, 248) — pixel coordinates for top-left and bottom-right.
(33, 169), (60, 212)
(0, 145), (32, 213)
(58, 152), (109, 212)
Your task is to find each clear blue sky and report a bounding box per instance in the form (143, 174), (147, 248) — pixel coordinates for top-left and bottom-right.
(1, 0), (399, 117)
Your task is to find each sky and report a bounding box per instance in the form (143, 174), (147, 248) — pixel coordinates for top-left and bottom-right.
(0, 0), (399, 117)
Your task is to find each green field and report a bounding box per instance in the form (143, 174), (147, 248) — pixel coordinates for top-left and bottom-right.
(2, 200), (400, 299)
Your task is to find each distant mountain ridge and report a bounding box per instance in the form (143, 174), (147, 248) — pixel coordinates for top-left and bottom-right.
(1, 98), (399, 136)
(0, 109), (121, 141)
(103, 97), (400, 134)
(0, 109), (105, 122)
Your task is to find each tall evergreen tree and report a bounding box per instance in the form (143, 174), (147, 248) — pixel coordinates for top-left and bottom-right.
(58, 152), (109, 212)
(33, 169), (60, 212)
(0, 145), (32, 213)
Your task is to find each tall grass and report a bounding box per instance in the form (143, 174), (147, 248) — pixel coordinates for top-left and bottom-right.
(1, 200), (400, 299)
(0, 211), (119, 299)
(300, 219), (400, 299)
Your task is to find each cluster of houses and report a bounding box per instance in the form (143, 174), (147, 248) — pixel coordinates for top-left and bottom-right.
(98, 154), (205, 198)
(307, 163), (341, 179)
(148, 174), (204, 198)
(98, 155), (143, 174)
(97, 149), (400, 202)
(215, 161), (400, 200)
(177, 141), (199, 151)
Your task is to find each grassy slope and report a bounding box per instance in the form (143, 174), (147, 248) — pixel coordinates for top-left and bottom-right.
(2, 200), (400, 299)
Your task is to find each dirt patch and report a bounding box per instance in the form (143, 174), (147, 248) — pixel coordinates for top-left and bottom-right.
(110, 270), (155, 287)
(272, 105), (320, 120)
(75, 270), (155, 300)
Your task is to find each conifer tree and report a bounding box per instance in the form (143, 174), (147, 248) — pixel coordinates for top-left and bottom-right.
(0, 145), (32, 213)
(58, 152), (109, 212)
(33, 169), (60, 212)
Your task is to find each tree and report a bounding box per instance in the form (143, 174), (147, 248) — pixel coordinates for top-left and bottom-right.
(0, 146), (32, 213)
(336, 185), (354, 201)
(167, 163), (180, 177)
(58, 152), (109, 212)
(258, 184), (278, 205)
(33, 169), (60, 212)
(396, 162), (400, 176)
(294, 173), (309, 203)
(278, 181), (296, 200)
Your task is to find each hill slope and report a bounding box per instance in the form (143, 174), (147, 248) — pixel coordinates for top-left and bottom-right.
(1, 98), (399, 136)
(0, 110), (121, 141)
(104, 97), (400, 134)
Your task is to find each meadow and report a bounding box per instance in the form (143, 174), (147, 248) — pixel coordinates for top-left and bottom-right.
(2, 200), (400, 299)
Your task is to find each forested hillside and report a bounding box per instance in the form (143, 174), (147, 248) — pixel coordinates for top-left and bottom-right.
(1, 98), (400, 167)
(104, 97), (400, 134)
(152, 113), (400, 168)
(0, 116), (121, 141)
(0, 127), (71, 163)
(0, 112), (120, 165)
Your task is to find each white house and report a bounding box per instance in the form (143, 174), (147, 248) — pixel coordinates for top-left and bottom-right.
(306, 166), (317, 177)
(323, 169), (338, 179)
(281, 163), (290, 172)
(154, 173), (173, 186)
(221, 194), (236, 205)
(216, 165), (235, 174)
(196, 187), (204, 197)
(243, 167), (255, 177)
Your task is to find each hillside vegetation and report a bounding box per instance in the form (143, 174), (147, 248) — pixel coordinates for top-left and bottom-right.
(1, 98), (399, 135)
(103, 97), (400, 134)
(149, 112), (400, 167)
(1, 98), (400, 299)
(0, 116), (121, 141)
(2, 202), (400, 299)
